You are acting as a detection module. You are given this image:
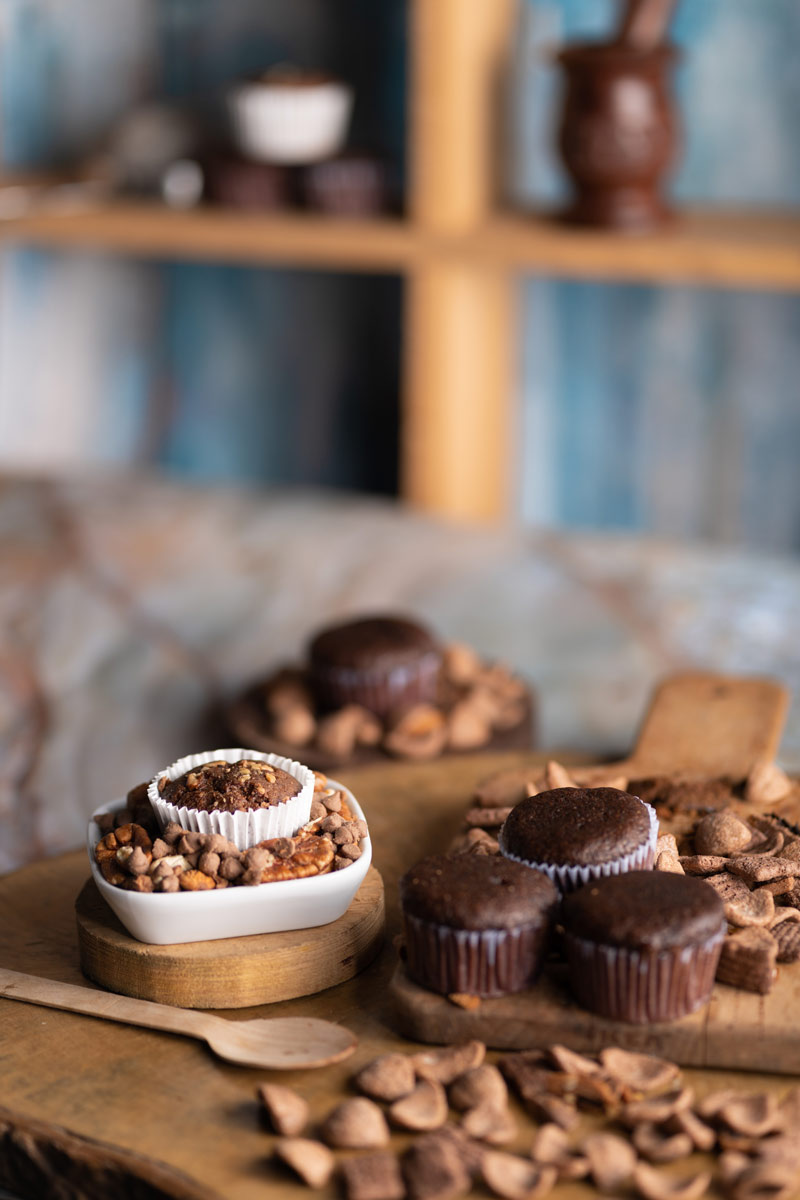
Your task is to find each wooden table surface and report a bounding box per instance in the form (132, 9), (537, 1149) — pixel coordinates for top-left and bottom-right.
(2, 750), (797, 1200)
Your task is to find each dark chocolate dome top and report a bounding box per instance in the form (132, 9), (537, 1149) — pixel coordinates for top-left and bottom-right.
(562, 870), (726, 951)
(309, 615), (439, 671)
(500, 787), (651, 867)
(400, 853), (558, 931)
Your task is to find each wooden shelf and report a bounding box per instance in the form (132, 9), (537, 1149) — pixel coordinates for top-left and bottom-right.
(0, 202), (417, 273)
(485, 210), (800, 293)
(3, 200), (799, 293)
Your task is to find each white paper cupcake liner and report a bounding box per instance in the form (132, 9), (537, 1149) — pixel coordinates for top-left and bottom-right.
(147, 747), (314, 851)
(498, 802), (658, 893)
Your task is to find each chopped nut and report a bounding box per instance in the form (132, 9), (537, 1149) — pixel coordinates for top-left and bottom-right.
(443, 642), (483, 686)
(464, 807), (513, 829)
(725, 887), (775, 928)
(728, 1163), (800, 1200)
(666, 1108), (716, 1152)
(384, 704), (448, 761)
(632, 1163), (713, 1200)
(317, 706), (373, 760)
(746, 760), (792, 806)
(447, 700), (492, 751)
(694, 810), (755, 856)
(716, 1092), (784, 1137)
(716, 927), (778, 993)
(621, 1088), (695, 1127)
(599, 1048), (680, 1095)
(413, 1041), (486, 1085)
(530, 1124), (568, 1166)
(274, 703), (316, 747)
(123, 874), (154, 892)
(340, 1152), (405, 1200)
(461, 1104), (516, 1146)
(257, 1083), (308, 1136)
(481, 1152), (557, 1200)
(402, 1131), (471, 1200)
(545, 760), (575, 790)
(178, 869), (216, 891)
(355, 1054), (417, 1103)
(583, 1132), (637, 1193)
(449, 1065), (507, 1112)
(547, 1045), (601, 1078)
(389, 1079), (448, 1132)
(447, 992), (482, 1009)
(655, 851), (684, 874)
(273, 1137), (334, 1188)
(632, 1123), (693, 1163)
(321, 1097), (389, 1149)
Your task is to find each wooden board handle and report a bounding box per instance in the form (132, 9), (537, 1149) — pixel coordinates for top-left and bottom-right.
(628, 672), (789, 779)
(0, 967), (209, 1037)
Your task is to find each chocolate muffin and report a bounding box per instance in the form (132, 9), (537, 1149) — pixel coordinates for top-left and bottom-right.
(499, 786), (657, 892)
(149, 749), (314, 851)
(158, 759), (301, 813)
(399, 853), (559, 998)
(308, 615), (441, 717)
(562, 871), (726, 1023)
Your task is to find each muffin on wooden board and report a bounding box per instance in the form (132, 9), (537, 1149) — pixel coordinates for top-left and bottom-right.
(399, 853), (559, 998)
(562, 870), (726, 1023)
(309, 615), (442, 718)
(499, 786), (658, 892)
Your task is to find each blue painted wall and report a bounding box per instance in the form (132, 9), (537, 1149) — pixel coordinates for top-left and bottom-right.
(0, 0), (798, 545)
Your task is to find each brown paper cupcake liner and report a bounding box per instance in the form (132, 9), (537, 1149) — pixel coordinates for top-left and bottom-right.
(499, 802), (658, 893)
(403, 912), (552, 998)
(312, 650), (441, 716)
(563, 923), (725, 1023)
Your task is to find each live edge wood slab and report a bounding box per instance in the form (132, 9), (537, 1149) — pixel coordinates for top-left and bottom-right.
(0, 673), (796, 1199)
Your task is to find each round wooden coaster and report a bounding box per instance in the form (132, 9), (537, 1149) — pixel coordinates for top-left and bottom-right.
(76, 867), (384, 1010)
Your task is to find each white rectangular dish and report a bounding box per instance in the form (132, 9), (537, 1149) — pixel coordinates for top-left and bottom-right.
(87, 781), (371, 946)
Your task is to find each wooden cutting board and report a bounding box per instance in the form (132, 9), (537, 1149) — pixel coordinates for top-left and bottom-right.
(389, 672), (800, 1072)
(1, 672), (797, 1200)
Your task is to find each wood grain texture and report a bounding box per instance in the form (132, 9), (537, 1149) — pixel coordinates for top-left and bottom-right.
(76, 869), (385, 1009)
(0, 676), (796, 1199)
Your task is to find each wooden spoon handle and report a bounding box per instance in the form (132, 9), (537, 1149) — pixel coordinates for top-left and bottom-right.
(0, 967), (209, 1039)
(628, 672), (789, 779)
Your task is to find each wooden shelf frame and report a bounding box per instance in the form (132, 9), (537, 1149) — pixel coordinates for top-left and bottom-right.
(1, 0), (798, 522)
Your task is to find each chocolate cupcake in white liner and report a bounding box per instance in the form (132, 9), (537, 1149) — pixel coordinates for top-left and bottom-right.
(499, 786), (658, 893)
(148, 748), (314, 852)
(399, 853), (559, 998)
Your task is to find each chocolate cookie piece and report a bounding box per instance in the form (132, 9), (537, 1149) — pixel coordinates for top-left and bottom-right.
(563, 871), (725, 953)
(500, 787), (651, 868)
(159, 759), (301, 814)
(308, 615), (441, 717)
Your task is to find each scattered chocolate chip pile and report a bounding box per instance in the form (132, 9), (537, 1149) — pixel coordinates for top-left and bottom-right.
(260, 1040), (800, 1200)
(261, 642), (529, 763)
(94, 773), (366, 891)
(451, 757), (800, 996)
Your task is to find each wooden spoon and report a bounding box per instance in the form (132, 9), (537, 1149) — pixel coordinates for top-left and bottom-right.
(0, 967), (356, 1069)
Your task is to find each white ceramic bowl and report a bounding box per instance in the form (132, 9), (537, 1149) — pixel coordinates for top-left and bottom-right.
(228, 79), (353, 164)
(87, 781), (371, 946)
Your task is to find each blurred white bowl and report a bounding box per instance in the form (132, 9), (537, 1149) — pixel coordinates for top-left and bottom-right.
(228, 78), (353, 165)
(87, 781), (371, 946)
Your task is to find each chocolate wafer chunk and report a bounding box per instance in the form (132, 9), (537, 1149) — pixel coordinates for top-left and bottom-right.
(716, 927), (778, 994)
(464, 806), (513, 829)
(340, 1153), (405, 1200)
(773, 921), (800, 964)
(726, 856), (800, 884)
